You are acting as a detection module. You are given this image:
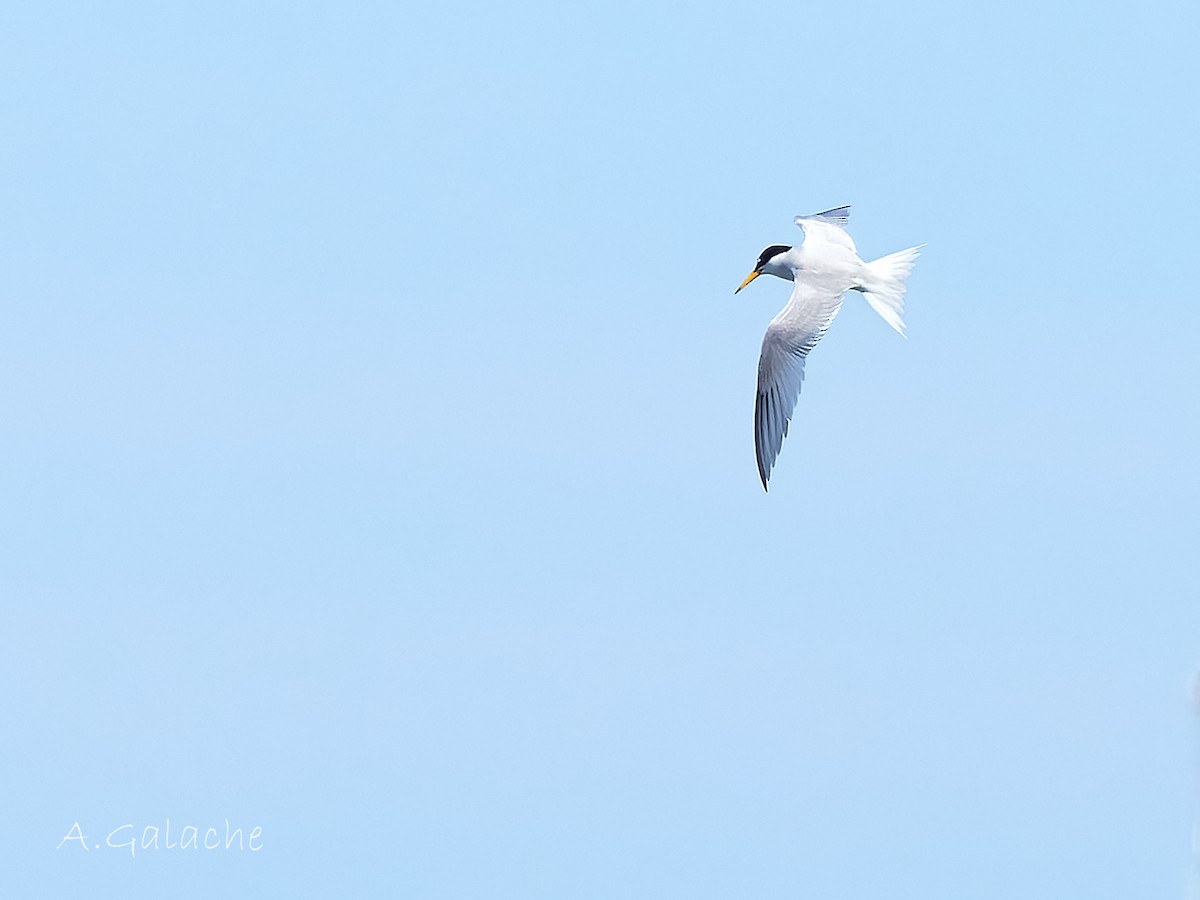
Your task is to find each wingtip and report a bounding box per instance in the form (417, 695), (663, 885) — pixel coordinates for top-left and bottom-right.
(797, 206), (852, 228)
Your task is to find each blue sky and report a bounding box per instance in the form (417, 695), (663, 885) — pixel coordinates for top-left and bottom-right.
(2, 0), (1199, 896)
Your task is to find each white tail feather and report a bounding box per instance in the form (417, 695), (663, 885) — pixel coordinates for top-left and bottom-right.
(858, 244), (924, 337)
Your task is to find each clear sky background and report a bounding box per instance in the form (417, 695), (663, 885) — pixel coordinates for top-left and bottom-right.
(1, 0), (1198, 897)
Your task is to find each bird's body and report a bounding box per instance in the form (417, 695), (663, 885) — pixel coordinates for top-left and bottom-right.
(736, 207), (923, 490)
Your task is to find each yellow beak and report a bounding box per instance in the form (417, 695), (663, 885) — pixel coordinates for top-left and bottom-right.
(735, 270), (760, 294)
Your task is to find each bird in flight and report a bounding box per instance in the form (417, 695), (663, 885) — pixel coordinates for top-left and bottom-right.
(735, 207), (923, 490)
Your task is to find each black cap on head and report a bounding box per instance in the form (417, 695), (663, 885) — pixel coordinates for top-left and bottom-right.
(755, 245), (791, 271)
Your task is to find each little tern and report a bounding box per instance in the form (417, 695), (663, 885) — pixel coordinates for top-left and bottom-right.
(736, 207), (923, 490)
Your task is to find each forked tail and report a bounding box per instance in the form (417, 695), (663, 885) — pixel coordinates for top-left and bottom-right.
(858, 245), (925, 337)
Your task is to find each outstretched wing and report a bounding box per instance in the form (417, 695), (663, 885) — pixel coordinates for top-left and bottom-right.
(794, 205), (857, 252)
(754, 277), (847, 490)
